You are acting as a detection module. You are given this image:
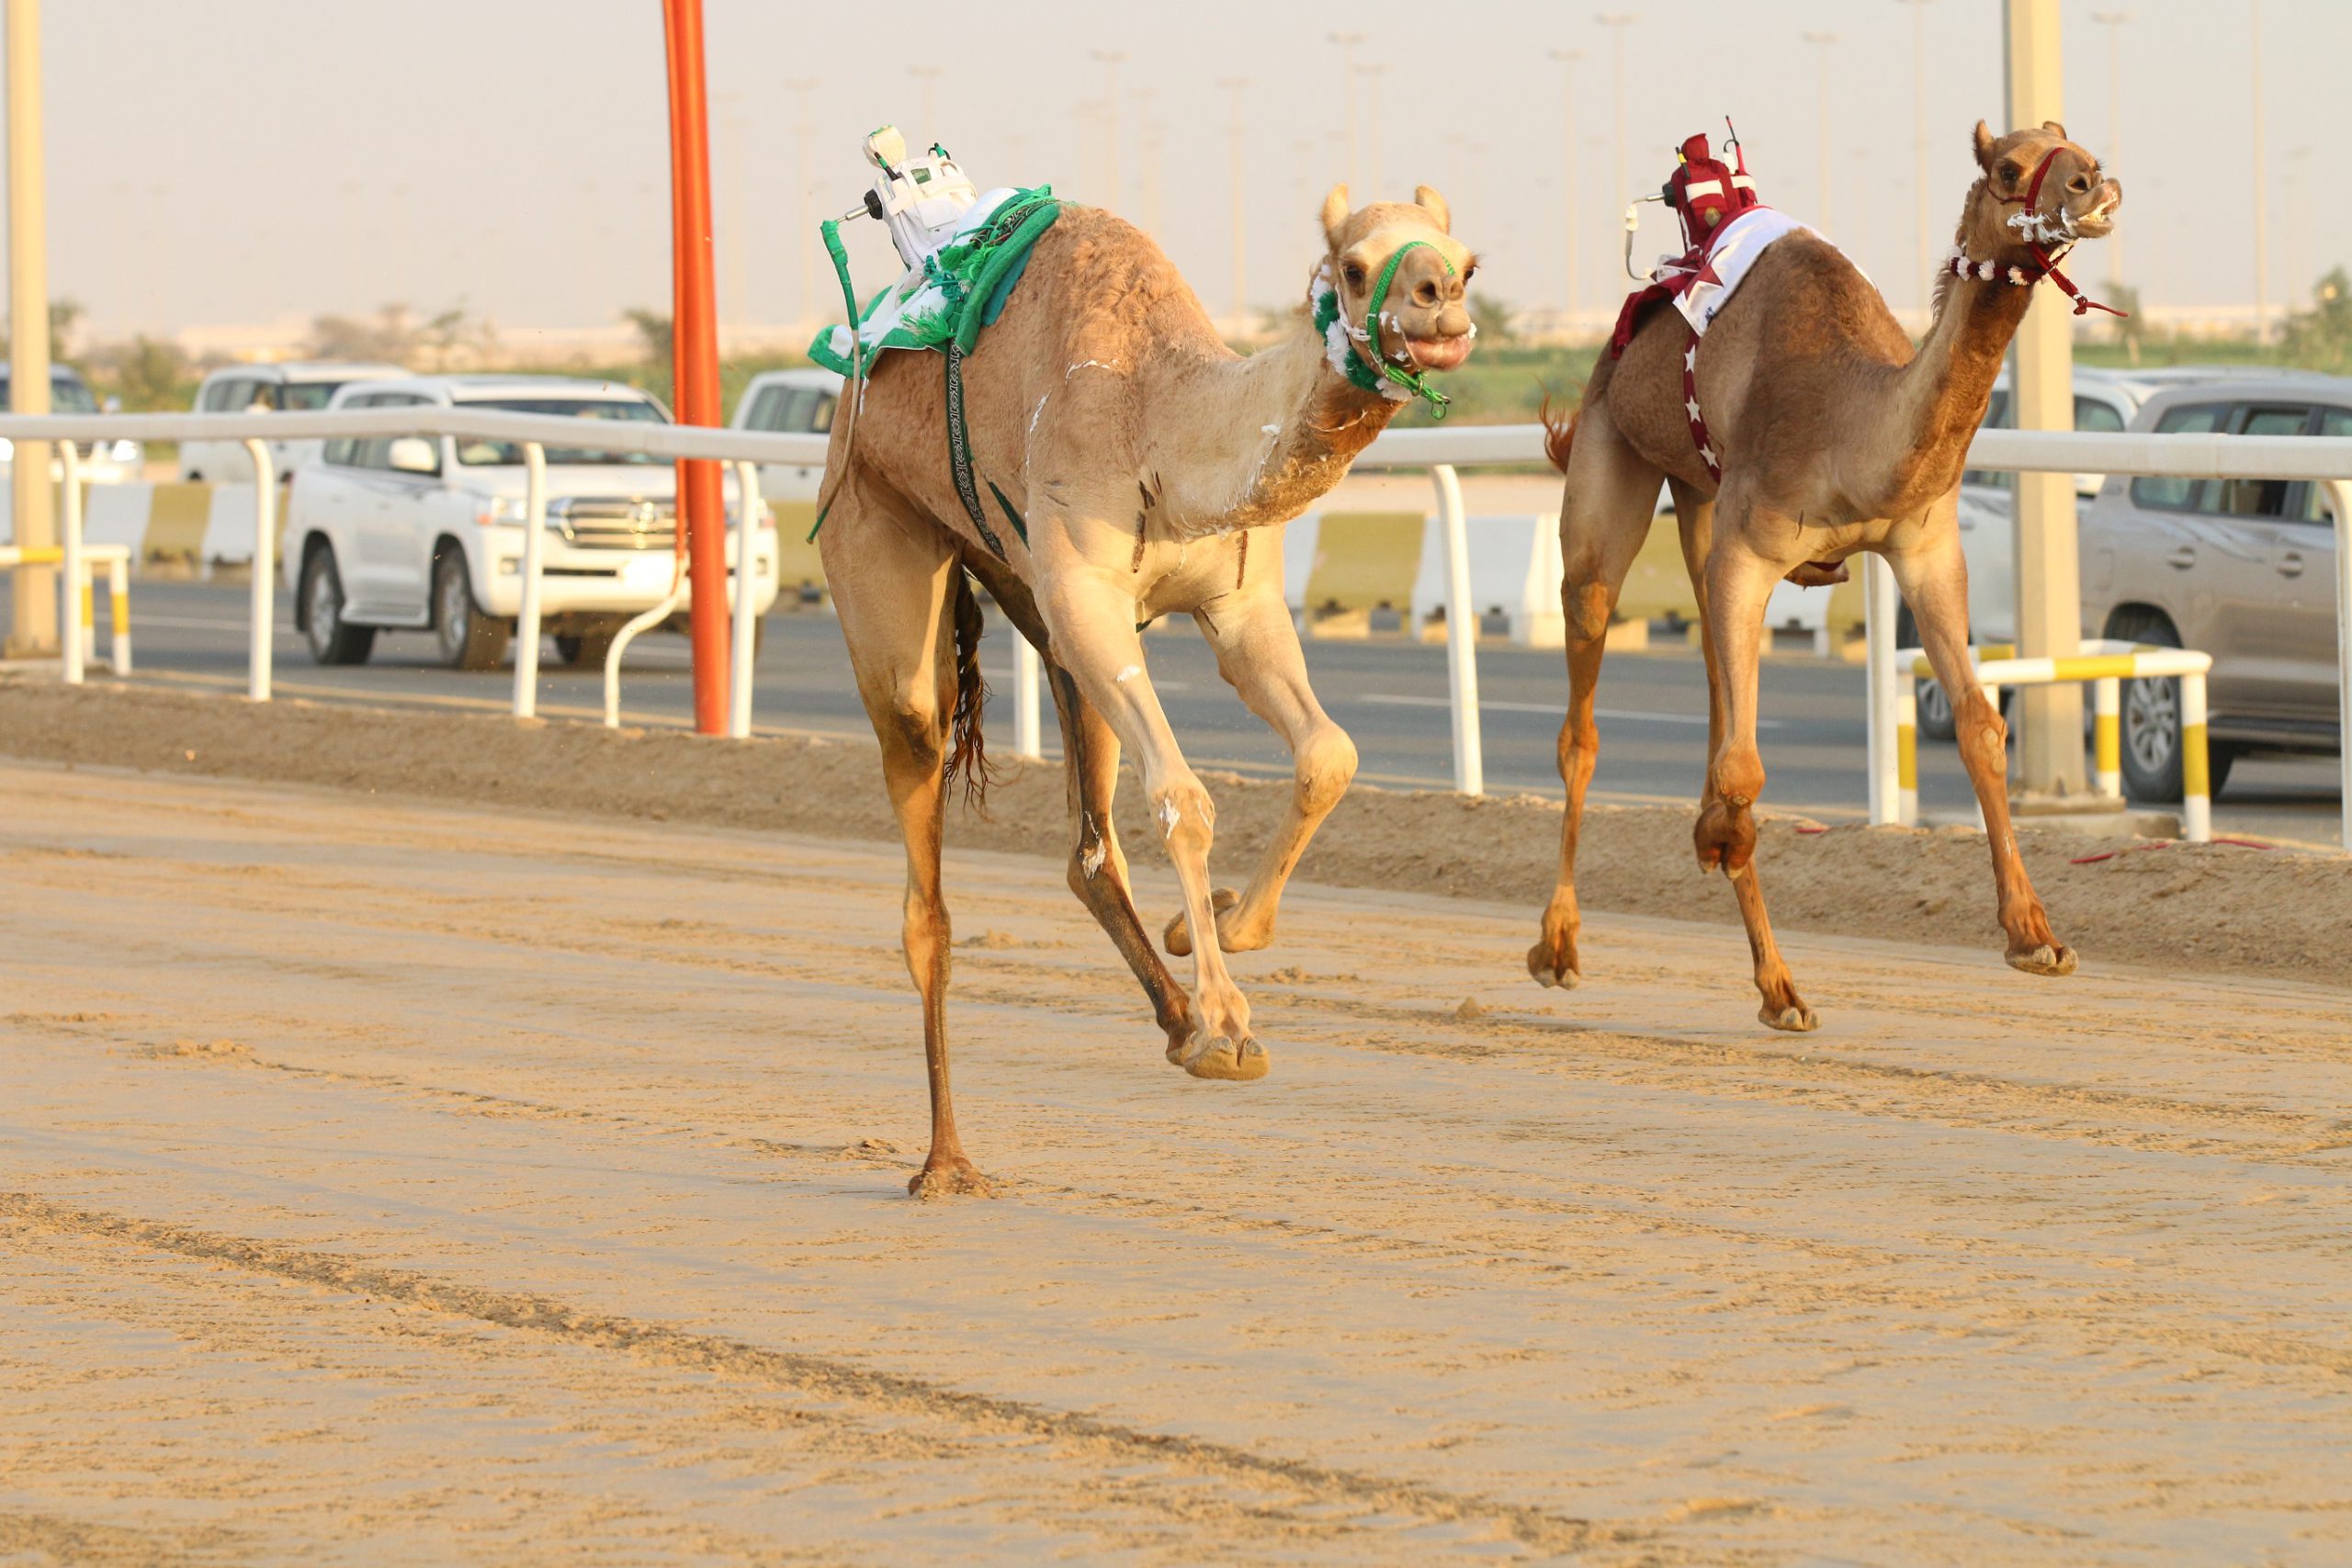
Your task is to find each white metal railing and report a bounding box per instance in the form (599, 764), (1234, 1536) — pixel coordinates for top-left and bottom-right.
(4, 411), (2346, 849)
(1898, 639), (2218, 841)
(0, 408), (827, 736)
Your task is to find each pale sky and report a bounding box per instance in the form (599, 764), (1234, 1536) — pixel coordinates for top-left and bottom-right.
(22, 0), (2338, 341)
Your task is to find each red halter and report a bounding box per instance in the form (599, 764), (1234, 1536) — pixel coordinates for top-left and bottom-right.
(1996, 143), (2127, 319)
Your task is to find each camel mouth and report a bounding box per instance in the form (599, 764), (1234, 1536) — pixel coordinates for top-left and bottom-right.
(1404, 333), (1473, 372)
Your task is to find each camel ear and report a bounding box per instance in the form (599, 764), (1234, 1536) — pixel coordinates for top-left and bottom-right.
(1972, 119), (1997, 170)
(1321, 184), (1351, 250)
(1413, 184), (1453, 233)
(2041, 118), (2068, 139)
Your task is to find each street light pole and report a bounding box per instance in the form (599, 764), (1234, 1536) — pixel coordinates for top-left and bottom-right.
(2004, 0), (2086, 799)
(1219, 77), (1249, 330)
(2250, 0), (2269, 344)
(5, 0), (54, 658)
(1596, 13), (1634, 240)
(783, 78), (816, 332)
(1357, 63), (1388, 198)
(1895, 0), (1933, 318)
(908, 64), (942, 138)
(1329, 33), (1364, 191)
(1091, 50), (1125, 211)
(1549, 48), (1583, 337)
(2091, 10), (2130, 291)
(1803, 31), (1839, 237)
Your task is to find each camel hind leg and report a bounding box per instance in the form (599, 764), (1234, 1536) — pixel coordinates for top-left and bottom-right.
(1045, 660), (1201, 1053)
(1670, 480), (1815, 1032)
(1530, 400), (1667, 988)
(820, 489), (991, 1197)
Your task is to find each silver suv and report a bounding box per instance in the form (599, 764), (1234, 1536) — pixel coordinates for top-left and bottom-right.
(2081, 377), (2347, 802)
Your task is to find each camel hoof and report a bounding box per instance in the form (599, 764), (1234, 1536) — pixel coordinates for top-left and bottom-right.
(1168, 1030), (1270, 1081)
(1760, 1002), (1819, 1032)
(1163, 886), (1242, 957)
(2007, 942), (2078, 977)
(907, 1156), (995, 1200)
(1526, 943), (1582, 989)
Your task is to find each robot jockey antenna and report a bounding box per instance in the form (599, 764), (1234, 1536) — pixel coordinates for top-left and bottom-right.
(860, 125), (980, 267)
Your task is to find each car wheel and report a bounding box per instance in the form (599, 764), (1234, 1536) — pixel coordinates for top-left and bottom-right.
(434, 548), (512, 671)
(2105, 610), (2234, 803)
(1894, 604), (1960, 742)
(300, 546), (375, 666)
(554, 628), (616, 668)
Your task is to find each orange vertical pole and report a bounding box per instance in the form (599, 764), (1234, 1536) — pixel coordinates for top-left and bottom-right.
(662, 0), (729, 733)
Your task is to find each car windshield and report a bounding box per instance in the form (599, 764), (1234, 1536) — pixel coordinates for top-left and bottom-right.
(452, 397), (667, 465)
(281, 381), (351, 412)
(0, 373), (98, 413)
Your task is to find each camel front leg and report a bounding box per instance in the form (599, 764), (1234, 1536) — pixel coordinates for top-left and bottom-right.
(1697, 523), (1821, 1030)
(1040, 578), (1266, 1082)
(1683, 502), (1815, 1032)
(1165, 583), (1357, 957)
(1884, 535), (2076, 976)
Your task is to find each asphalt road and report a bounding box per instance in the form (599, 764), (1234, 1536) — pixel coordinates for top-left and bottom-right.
(21, 578), (2344, 845)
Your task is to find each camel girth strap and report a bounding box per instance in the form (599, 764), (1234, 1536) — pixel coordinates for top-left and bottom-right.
(944, 344), (1029, 560)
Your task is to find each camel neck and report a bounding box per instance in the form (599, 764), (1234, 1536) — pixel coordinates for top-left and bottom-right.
(1882, 268), (2037, 505)
(1159, 317), (1403, 532)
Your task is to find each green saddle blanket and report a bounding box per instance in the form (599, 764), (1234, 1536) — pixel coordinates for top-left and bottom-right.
(808, 186), (1061, 378)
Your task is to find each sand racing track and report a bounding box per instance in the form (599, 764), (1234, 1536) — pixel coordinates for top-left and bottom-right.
(5, 748), (2352, 1563)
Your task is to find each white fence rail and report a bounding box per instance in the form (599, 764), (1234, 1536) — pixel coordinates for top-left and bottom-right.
(1, 411), (2345, 849)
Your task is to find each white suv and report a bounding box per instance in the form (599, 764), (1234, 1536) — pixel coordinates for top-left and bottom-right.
(180, 361), (407, 481)
(281, 374), (778, 670)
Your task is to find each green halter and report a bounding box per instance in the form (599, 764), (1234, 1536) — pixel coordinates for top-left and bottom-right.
(1313, 238), (1455, 418)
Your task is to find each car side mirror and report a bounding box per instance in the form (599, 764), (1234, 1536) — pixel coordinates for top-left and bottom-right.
(387, 436), (438, 475)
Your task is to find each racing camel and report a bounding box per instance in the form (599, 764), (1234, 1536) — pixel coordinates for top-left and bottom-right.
(817, 186), (1476, 1193)
(1527, 120), (2122, 1029)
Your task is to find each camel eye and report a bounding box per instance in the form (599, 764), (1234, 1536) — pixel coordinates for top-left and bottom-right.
(1342, 262), (1367, 290)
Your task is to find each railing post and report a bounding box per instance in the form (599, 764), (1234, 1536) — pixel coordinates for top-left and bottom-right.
(729, 458), (762, 739)
(2091, 676), (2121, 799)
(1013, 636), (1043, 760)
(2329, 479), (2352, 853)
(1432, 462), (1482, 796)
(1897, 657), (1918, 827)
(2180, 670), (2212, 844)
(512, 442), (548, 719)
(1864, 553), (1900, 823)
(58, 441), (81, 683)
(243, 439), (276, 702)
(106, 552), (129, 675)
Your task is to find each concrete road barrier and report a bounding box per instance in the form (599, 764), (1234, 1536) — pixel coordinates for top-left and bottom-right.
(1409, 513), (1565, 648)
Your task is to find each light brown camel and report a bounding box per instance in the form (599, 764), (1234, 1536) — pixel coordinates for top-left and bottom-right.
(1528, 120), (2121, 1030)
(816, 186), (1476, 1193)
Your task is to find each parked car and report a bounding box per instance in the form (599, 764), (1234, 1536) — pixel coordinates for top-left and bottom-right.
(281, 374), (778, 671)
(180, 361), (407, 481)
(1906, 366), (2256, 739)
(2075, 375), (2348, 802)
(0, 364), (142, 488)
(729, 367), (839, 503)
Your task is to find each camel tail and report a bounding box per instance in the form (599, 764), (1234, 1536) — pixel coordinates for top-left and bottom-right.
(1539, 393), (1578, 474)
(943, 570), (1001, 816)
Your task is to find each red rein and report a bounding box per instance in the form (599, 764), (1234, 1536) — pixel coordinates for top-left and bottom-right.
(2000, 145), (2128, 320)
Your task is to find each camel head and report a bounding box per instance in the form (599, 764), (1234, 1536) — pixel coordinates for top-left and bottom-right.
(1317, 184), (1477, 378)
(1962, 120), (2122, 257)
